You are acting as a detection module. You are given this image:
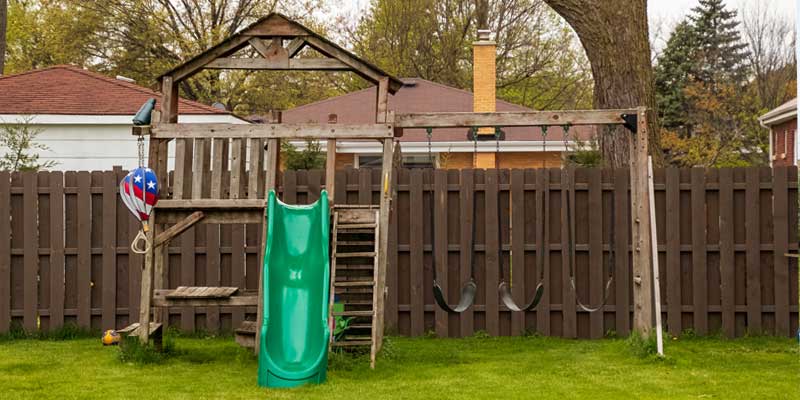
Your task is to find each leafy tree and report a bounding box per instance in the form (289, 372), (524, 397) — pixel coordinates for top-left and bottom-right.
(349, 0), (593, 110)
(0, 117), (57, 171)
(281, 139), (325, 170)
(0, 0), (6, 74)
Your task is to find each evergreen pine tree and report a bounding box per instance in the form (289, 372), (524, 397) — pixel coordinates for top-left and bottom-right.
(655, 21), (696, 133)
(688, 0), (751, 86)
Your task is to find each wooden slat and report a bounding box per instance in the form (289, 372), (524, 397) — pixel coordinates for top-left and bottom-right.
(248, 138), (264, 199)
(166, 286), (238, 299)
(434, 169), (448, 337)
(152, 296), (257, 308)
(394, 110), (635, 128)
(48, 172), (65, 330)
(510, 169), (525, 335)
(154, 211), (205, 247)
(151, 123), (393, 139)
(772, 167), (790, 336)
(23, 172), (38, 332)
(537, 169), (551, 336)
(102, 171), (117, 330)
(613, 168), (630, 337)
(409, 169), (424, 336)
(0, 171), (8, 333)
(561, 168), (576, 338)
(745, 168), (761, 333)
(484, 169), (500, 336)
(662, 168), (680, 336)
(76, 172), (91, 329)
(459, 169), (474, 336)
(718, 168), (735, 337)
(192, 139), (208, 199)
(588, 168), (604, 339)
(691, 168), (707, 335)
(173, 138), (192, 199)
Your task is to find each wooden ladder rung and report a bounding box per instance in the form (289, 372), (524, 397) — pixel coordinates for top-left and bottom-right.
(334, 280), (375, 287)
(342, 335), (371, 341)
(339, 299), (373, 305)
(335, 265), (376, 270)
(335, 252), (376, 258)
(348, 323), (373, 329)
(337, 241), (375, 246)
(337, 223), (376, 230)
(332, 310), (373, 317)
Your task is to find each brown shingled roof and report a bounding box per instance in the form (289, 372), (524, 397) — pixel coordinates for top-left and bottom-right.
(0, 65), (228, 115)
(282, 78), (593, 142)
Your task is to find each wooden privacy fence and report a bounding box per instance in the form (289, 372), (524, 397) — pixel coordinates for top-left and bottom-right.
(0, 166), (797, 338)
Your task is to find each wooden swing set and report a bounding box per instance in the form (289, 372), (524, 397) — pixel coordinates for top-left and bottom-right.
(131, 13), (657, 366)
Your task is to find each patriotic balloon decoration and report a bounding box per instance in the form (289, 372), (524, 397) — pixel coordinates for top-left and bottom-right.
(120, 167), (159, 254)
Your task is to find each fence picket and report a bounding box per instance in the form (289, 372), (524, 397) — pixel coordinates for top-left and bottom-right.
(691, 168), (708, 334)
(745, 168), (762, 333)
(0, 171), (9, 333)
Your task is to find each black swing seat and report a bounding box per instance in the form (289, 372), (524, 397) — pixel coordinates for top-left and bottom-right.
(433, 278), (477, 314)
(499, 280), (545, 312)
(570, 276), (614, 313)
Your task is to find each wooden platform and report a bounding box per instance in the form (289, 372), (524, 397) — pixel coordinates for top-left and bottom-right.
(165, 286), (239, 299)
(153, 288), (257, 307)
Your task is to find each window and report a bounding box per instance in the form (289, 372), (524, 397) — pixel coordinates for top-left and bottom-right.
(355, 154), (437, 169)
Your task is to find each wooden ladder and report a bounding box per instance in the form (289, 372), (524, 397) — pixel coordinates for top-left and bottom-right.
(329, 205), (381, 368)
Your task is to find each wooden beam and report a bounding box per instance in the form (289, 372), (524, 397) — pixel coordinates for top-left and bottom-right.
(631, 107), (653, 337)
(153, 211), (205, 248)
(304, 36), (402, 92)
(170, 34), (254, 82)
(374, 139), (393, 360)
(152, 296), (259, 308)
(393, 110), (637, 128)
(156, 199), (266, 209)
(248, 38), (274, 58)
(156, 210), (262, 224)
(151, 123), (393, 139)
(206, 57), (350, 70)
(286, 38), (306, 57)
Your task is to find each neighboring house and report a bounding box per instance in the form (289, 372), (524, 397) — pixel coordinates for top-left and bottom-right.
(283, 32), (592, 170)
(0, 65), (246, 170)
(759, 98), (797, 167)
(282, 78), (593, 169)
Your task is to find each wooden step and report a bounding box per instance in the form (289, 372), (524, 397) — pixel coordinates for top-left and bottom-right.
(348, 323), (373, 329)
(336, 241), (375, 246)
(165, 286), (238, 299)
(334, 265), (376, 270)
(235, 321), (256, 349)
(338, 299), (373, 305)
(335, 252), (376, 258)
(333, 340), (372, 347)
(337, 223), (376, 230)
(332, 310), (373, 317)
(334, 280), (375, 287)
(342, 335), (371, 341)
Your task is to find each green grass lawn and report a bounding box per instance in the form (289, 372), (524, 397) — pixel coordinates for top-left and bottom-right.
(0, 334), (797, 399)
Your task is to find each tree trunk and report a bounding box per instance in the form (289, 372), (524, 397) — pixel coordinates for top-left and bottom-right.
(544, 0), (662, 167)
(0, 0), (6, 75)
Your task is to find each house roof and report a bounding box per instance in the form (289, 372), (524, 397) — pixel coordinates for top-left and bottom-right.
(282, 78), (594, 142)
(157, 13), (403, 93)
(760, 98), (797, 126)
(0, 65), (228, 116)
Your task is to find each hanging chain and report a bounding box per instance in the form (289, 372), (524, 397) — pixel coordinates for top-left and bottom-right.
(541, 126), (548, 169)
(562, 124), (572, 166)
(137, 134), (146, 168)
(426, 127), (434, 167)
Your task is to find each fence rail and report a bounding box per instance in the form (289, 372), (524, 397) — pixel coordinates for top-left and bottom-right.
(0, 166), (797, 338)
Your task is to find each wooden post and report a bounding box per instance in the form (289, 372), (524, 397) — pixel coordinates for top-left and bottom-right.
(326, 140), (336, 204)
(373, 77), (391, 365)
(630, 107), (653, 337)
(139, 75), (177, 344)
(255, 113), (281, 356)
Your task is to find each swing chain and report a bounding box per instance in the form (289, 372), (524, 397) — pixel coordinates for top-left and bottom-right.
(137, 134), (146, 168)
(540, 126), (548, 169)
(426, 127), (434, 166)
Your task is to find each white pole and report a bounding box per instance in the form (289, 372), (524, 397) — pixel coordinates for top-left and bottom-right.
(648, 156), (664, 356)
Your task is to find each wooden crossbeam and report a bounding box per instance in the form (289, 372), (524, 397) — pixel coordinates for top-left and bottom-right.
(156, 199), (265, 209)
(206, 57), (350, 70)
(286, 38), (306, 57)
(150, 123), (394, 139)
(393, 110), (637, 128)
(153, 211), (205, 247)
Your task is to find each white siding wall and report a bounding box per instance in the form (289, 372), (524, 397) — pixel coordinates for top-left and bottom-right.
(0, 114), (246, 171)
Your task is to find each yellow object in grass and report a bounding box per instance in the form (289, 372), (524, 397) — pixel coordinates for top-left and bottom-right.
(102, 330), (121, 346)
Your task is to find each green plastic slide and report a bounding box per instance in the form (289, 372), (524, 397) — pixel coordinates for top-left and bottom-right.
(258, 190), (330, 388)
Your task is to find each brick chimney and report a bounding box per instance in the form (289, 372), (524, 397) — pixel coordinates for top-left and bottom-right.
(473, 29), (497, 168)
